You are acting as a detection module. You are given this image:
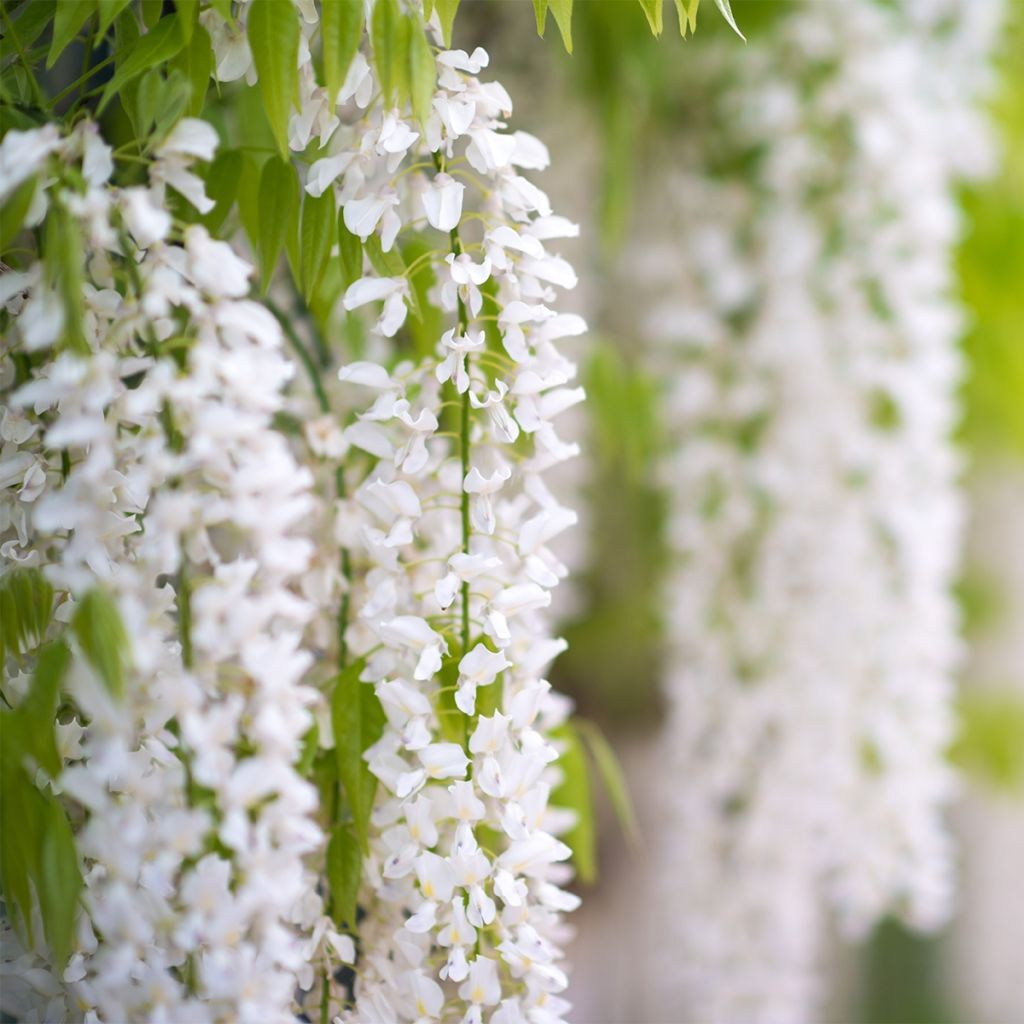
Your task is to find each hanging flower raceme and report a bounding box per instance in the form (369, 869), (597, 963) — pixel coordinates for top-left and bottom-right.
(2, 117), (320, 1022)
(628, 2), (1002, 1021)
(220, 12), (588, 1020)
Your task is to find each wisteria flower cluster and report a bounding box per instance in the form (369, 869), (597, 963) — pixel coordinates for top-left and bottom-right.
(0, 2), (585, 1022)
(627, 1), (1002, 1021)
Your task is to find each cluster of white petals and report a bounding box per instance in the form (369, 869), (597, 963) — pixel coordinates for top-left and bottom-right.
(206, 5), (588, 1018)
(2, 118), (320, 1021)
(629, 2), (1002, 1021)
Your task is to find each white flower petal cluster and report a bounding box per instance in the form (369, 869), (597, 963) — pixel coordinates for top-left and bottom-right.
(2, 120), (319, 1022)
(235, 10), (587, 1019)
(630, 2), (1001, 1021)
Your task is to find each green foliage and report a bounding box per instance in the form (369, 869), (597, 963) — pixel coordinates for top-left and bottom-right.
(371, 0), (402, 106)
(48, 0), (94, 69)
(98, 15), (187, 114)
(550, 722), (595, 883)
(326, 823), (361, 929)
(950, 690), (1024, 792)
(170, 21), (213, 118)
(322, 0), (364, 108)
(72, 589), (129, 700)
(0, 568), (54, 667)
(0, 637), (82, 968)
(554, 344), (670, 727)
(577, 719), (640, 849)
(338, 216), (364, 290)
(958, 11), (1024, 460)
(408, 17), (437, 128)
(330, 658), (386, 853)
(248, 0), (300, 157)
(432, 0), (460, 48)
(257, 155), (300, 291)
(299, 189), (337, 300)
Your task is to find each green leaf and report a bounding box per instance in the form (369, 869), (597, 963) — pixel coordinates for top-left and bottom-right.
(435, 651), (464, 745)
(549, 0), (572, 52)
(408, 21), (436, 128)
(248, 0), (300, 157)
(44, 203), (87, 353)
(434, 0), (459, 47)
(134, 68), (163, 135)
(10, 0), (56, 51)
(326, 823), (361, 929)
(37, 799), (82, 968)
(393, 13), (412, 109)
(714, 0), (744, 40)
(0, 746), (41, 945)
(330, 658), (385, 853)
(176, 0), (198, 42)
(673, 0), (699, 35)
(236, 153), (264, 251)
(17, 640), (70, 780)
(300, 189), (337, 300)
(201, 147), (242, 234)
(72, 589), (129, 700)
(532, 0), (548, 35)
(637, 0), (663, 35)
(98, 15), (187, 114)
(298, 718), (320, 777)
(48, 0), (95, 69)
(170, 20), (213, 117)
(0, 568), (53, 666)
(951, 691), (1024, 791)
(322, 0), (363, 110)
(257, 155), (299, 291)
(338, 215), (364, 289)
(551, 723), (595, 883)
(579, 720), (640, 849)
(371, 0), (401, 106)
(97, 0), (133, 37)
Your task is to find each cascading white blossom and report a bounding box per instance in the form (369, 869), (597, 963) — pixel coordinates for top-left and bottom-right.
(631, 2), (1002, 1021)
(222, 15), (586, 1019)
(2, 118), (322, 1022)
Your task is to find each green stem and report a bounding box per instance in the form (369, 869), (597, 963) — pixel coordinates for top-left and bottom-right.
(0, 6), (47, 110)
(177, 557), (193, 670)
(266, 299), (330, 413)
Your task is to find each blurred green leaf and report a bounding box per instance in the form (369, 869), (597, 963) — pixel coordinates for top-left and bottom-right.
(300, 189), (336, 299)
(48, 0), (95, 69)
(249, 0), (299, 157)
(371, 0), (401, 106)
(170, 20), (213, 117)
(550, 0), (573, 53)
(638, 0), (663, 36)
(326, 823), (361, 930)
(434, 0), (460, 48)
(551, 722), (595, 883)
(579, 719), (640, 849)
(257, 155), (299, 291)
(0, 568), (53, 666)
(200, 147), (242, 234)
(409, 20), (436, 129)
(330, 658), (385, 854)
(98, 15), (186, 114)
(951, 691), (1024, 792)
(533, 0), (548, 35)
(72, 589), (129, 700)
(322, 0), (363, 109)
(97, 0), (132, 37)
(338, 215), (364, 289)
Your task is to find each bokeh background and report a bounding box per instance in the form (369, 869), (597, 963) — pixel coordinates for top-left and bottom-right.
(454, 2), (1024, 1020)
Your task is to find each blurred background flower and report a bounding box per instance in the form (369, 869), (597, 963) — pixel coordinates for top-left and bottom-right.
(456, 1), (1024, 1020)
